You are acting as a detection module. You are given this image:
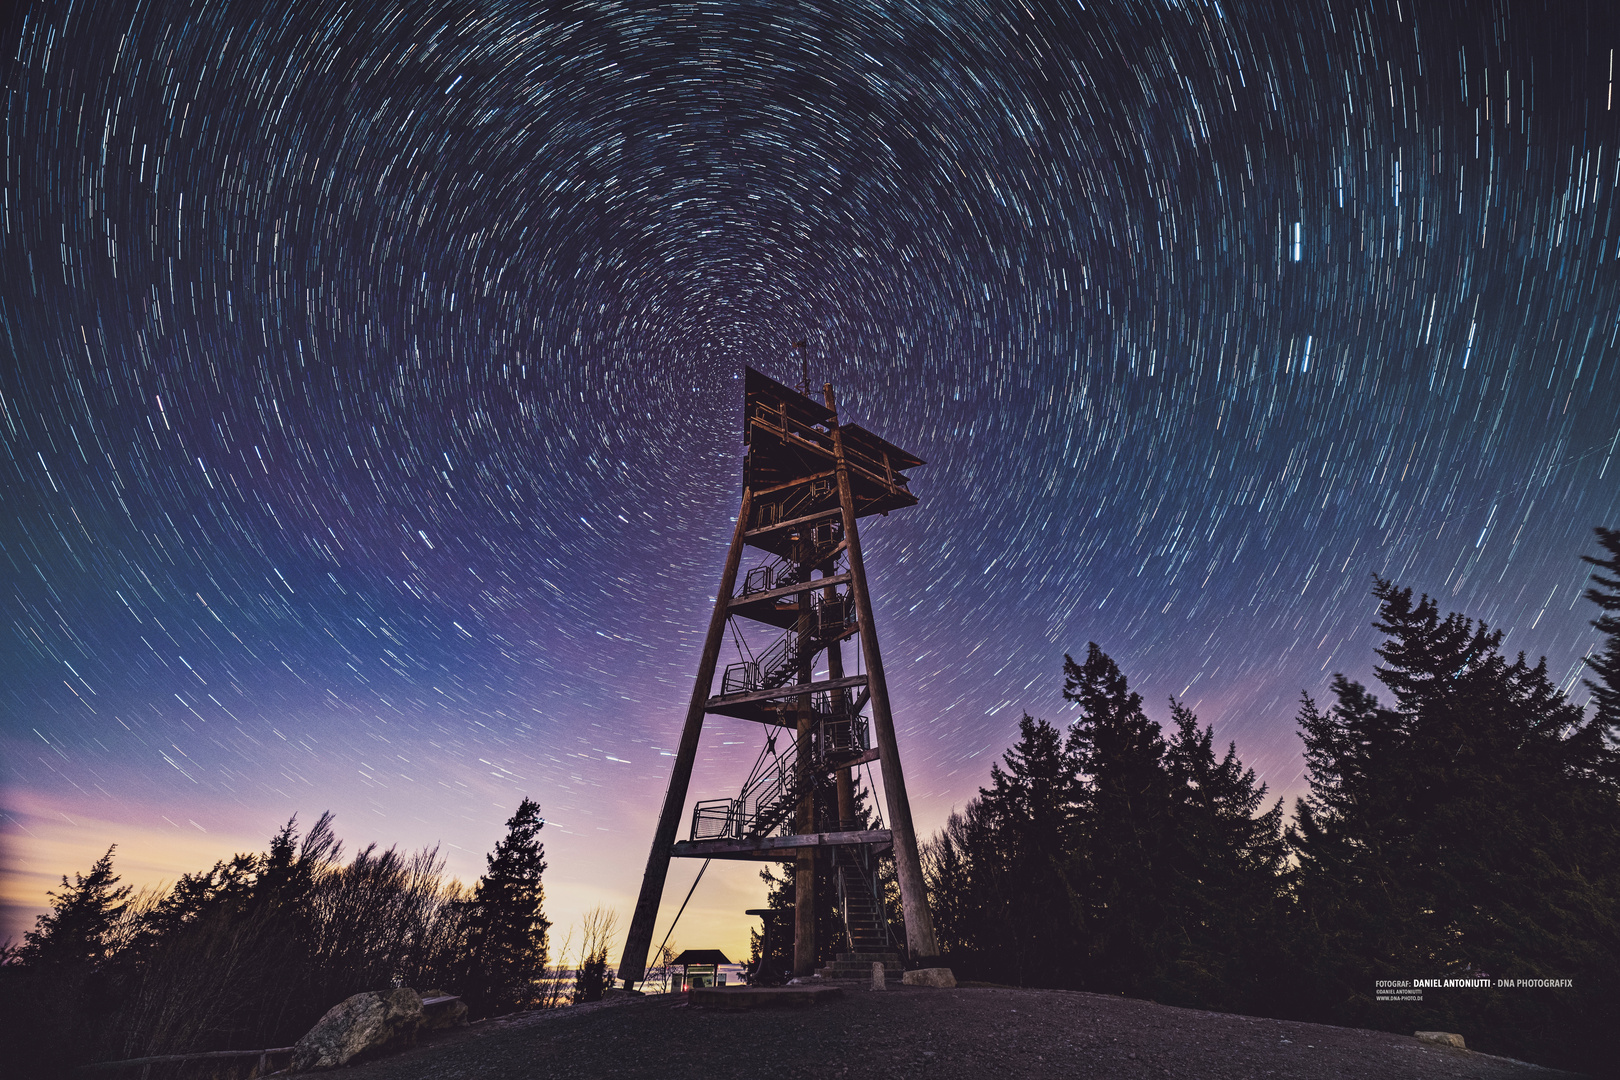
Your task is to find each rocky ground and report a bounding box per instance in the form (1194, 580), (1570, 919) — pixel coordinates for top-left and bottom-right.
(326, 984), (1586, 1080)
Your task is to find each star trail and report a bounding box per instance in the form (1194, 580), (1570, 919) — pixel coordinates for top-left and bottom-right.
(4, 1), (1619, 956)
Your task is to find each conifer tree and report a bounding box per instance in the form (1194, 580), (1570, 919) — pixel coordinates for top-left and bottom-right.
(20, 847), (132, 969)
(922, 646), (1283, 997)
(973, 714), (1079, 985)
(463, 799), (550, 1015)
(1063, 644), (1173, 995)
(1287, 577), (1620, 1071)
(1581, 526), (1620, 765)
(1160, 700), (1286, 1009)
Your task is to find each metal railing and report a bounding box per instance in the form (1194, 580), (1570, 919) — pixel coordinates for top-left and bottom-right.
(753, 477), (836, 531)
(738, 538), (846, 601)
(834, 845), (893, 953)
(718, 594), (855, 698)
(819, 714), (870, 764)
(690, 757), (802, 842)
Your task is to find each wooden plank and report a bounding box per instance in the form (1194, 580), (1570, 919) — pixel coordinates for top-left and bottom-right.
(751, 469), (837, 497)
(76, 1049), (296, 1071)
(705, 674), (867, 710)
(672, 828), (892, 858)
(730, 572), (851, 608)
(745, 504), (843, 540)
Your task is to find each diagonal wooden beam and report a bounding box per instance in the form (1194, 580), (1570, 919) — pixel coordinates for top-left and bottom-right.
(829, 386), (943, 963)
(617, 488), (754, 988)
(705, 674), (867, 710)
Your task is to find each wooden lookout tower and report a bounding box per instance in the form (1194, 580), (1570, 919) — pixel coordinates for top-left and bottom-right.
(618, 367), (945, 986)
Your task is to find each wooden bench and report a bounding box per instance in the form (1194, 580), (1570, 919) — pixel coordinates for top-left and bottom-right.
(74, 1046), (295, 1077)
(76, 993), (464, 1075)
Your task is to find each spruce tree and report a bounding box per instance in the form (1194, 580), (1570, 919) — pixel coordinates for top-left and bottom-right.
(20, 847), (131, 969)
(1287, 577), (1620, 1071)
(1581, 526), (1620, 764)
(1161, 700), (1286, 1010)
(463, 799), (550, 1015)
(974, 714), (1079, 986)
(920, 646), (1286, 1003)
(1063, 644), (1173, 996)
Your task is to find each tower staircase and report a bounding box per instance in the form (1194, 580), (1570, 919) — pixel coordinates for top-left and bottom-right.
(817, 844), (901, 982)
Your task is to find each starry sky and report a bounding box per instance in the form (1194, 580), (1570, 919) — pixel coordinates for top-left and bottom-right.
(4, 0), (1619, 963)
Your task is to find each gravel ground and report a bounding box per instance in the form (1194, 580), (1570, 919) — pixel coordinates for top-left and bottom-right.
(333, 985), (1585, 1080)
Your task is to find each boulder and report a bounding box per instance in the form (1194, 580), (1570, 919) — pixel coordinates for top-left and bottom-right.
(292, 988), (425, 1071)
(1414, 1031), (1466, 1050)
(901, 967), (956, 988)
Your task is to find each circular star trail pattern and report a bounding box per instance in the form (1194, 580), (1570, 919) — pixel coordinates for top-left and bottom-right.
(3, 0), (1619, 936)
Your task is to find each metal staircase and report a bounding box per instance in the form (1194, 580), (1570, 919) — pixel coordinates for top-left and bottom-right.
(689, 704), (871, 844)
(719, 593), (855, 698)
(690, 753), (813, 843)
(833, 844), (893, 953)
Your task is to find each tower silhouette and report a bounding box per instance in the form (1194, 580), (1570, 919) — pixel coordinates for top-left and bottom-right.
(618, 367), (942, 986)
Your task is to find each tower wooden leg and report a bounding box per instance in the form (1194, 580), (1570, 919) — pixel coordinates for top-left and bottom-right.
(617, 490), (753, 988)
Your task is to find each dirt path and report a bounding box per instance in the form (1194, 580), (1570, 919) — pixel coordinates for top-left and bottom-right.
(336, 986), (1583, 1079)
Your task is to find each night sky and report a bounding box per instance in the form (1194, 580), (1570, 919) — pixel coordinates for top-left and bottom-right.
(4, 0), (1618, 962)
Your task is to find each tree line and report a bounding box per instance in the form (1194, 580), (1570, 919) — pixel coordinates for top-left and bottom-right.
(0, 797), (605, 1077)
(918, 528), (1620, 1074)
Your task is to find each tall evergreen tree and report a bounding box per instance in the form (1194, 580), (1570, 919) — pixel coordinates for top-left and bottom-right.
(972, 714), (1079, 986)
(921, 646), (1284, 999)
(463, 799), (551, 1015)
(1160, 700), (1287, 1010)
(20, 847), (132, 969)
(1063, 643), (1173, 996)
(1287, 577), (1620, 1072)
(1581, 525), (1620, 763)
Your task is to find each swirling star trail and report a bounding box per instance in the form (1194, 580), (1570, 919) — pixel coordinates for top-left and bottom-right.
(4, 1), (1618, 956)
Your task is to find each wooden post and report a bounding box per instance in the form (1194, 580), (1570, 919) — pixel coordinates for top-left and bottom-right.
(822, 390), (858, 834)
(617, 488), (754, 987)
(827, 386), (943, 963)
(825, 562), (857, 830)
(793, 532), (817, 975)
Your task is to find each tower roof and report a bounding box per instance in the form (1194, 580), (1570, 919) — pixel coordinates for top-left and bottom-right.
(741, 367), (923, 547)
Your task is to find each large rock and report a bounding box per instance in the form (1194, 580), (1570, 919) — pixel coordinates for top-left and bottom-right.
(292, 988), (425, 1071)
(1414, 1031), (1466, 1049)
(902, 967), (956, 988)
